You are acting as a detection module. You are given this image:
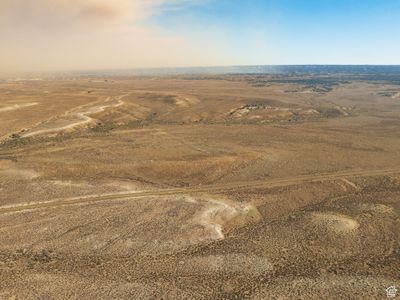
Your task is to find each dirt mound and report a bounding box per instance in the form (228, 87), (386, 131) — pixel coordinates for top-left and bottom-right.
(310, 212), (359, 234)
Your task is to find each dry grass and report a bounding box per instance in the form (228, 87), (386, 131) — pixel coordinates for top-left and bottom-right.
(0, 75), (399, 299)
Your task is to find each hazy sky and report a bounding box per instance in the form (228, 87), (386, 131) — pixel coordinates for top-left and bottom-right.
(1, 0), (400, 73)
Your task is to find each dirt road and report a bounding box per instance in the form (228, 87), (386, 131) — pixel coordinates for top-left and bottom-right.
(1, 167), (398, 214)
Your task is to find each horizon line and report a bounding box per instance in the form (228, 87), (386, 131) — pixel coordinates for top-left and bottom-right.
(2, 64), (400, 78)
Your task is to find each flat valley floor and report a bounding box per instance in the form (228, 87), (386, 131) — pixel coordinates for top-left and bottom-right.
(0, 74), (399, 299)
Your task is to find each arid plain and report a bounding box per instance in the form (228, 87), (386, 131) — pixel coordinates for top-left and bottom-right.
(0, 73), (399, 299)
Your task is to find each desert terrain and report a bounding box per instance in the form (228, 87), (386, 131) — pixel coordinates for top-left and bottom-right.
(0, 72), (399, 299)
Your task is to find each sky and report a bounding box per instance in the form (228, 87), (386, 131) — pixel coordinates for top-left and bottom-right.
(1, 0), (400, 74)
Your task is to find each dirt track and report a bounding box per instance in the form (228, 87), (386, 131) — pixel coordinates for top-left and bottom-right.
(1, 167), (398, 213)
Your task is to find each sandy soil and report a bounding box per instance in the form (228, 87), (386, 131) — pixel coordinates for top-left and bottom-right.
(0, 74), (399, 299)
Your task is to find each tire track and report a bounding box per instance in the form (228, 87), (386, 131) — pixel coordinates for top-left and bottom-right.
(0, 168), (398, 214)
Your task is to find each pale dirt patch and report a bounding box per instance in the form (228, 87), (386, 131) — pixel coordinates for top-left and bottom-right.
(0, 162), (40, 180)
(21, 96), (125, 137)
(174, 95), (200, 107)
(0, 102), (38, 113)
(187, 196), (261, 240)
(340, 178), (361, 191)
(311, 212), (360, 233)
(302, 109), (320, 115)
(48, 180), (91, 188)
(392, 92), (400, 99)
(357, 203), (395, 215)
